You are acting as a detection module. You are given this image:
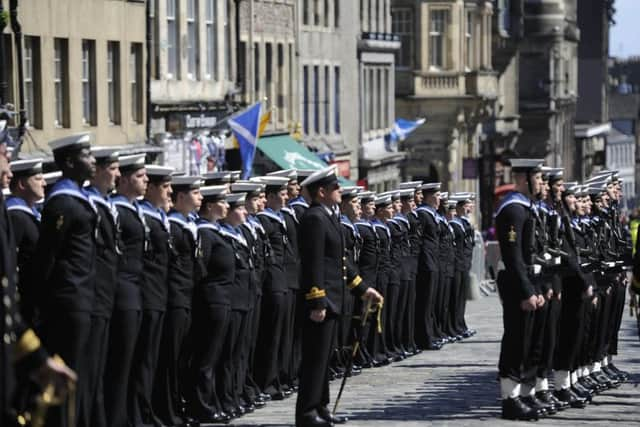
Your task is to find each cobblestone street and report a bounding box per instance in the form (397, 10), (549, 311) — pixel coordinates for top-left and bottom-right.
(230, 293), (640, 426)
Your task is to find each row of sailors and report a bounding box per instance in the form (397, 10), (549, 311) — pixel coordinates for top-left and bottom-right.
(2, 132), (481, 427)
(495, 159), (632, 421)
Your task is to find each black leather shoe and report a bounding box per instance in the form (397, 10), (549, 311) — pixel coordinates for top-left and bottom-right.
(577, 377), (599, 394)
(317, 406), (348, 424)
(598, 370), (621, 387)
(554, 388), (587, 408)
(521, 395), (547, 417)
(296, 411), (333, 427)
(501, 397), (539, 421)
(271, 391), (287, 400)
(536, 390), (565, 412)
(609, 363), (629, 382)
(570, 385), (592, 402)
(582, 375), (605, 392)
(426, 342), (442, 351)
(253, 398), (267, 408)
(180, 416), (200, 427)
(258, 392), (272, 401)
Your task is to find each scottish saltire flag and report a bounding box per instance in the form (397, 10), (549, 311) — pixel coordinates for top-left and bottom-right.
(385, 117), (426, 151)
(228, 102), (262, 179)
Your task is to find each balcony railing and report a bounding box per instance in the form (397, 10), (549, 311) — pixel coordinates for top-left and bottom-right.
(411, 70), (498, 99)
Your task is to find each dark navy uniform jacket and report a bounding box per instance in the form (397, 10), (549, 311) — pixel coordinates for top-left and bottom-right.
(299, 203), (367, 315)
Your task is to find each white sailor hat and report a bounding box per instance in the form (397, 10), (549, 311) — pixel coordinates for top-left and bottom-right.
(91, 146), (120, 164)
(299, 165), (339, 189)
(10, 158), (43, 176)
(43, 171), (62, 186)
(172, 175), (203, 191)
(200, 185), (227, 201)
(447, 199), (458, 209)
(341, 186), (363, 199)
(358, 191), (376, 203)
(574, 185), (588, 197)
(585, 175), (611, 185)
(399, 188), (416, 199)
(509, 158), (544, 173)
(421, 182), (441, 192)
(586, 184), (607, 196)
(118, 154), (146, 173)
(267, 169), (298, 181)
(260, 176), (292, 192)
(227, 192), (247, 206)
(231, 181), (265, 196)
(296, 169), (317, 179)
(202, 171), (233, 185)
(145, 165), (175, 183)
(547, 168), (564, 182)
(379, 190), (400, 201)
(374, 194), (392, 207)
(452, 192), (473, 204)
(439, 192), (449, 200)
(398, 181), (423, 190)
(49, 133), (92, 153)
(229, 170), (242, 182)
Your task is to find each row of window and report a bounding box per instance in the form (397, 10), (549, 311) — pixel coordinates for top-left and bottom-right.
(360, 0), (391, 35)
(152, 0), (232, 81)
(391, 7), (477, 70)
(302, 0), (340, 28)
(362, 64), (391, 132)
(23, 36), (143, 129)
(302, 64), (341, 136)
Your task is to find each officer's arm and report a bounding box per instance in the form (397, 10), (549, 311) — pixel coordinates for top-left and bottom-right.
(496, 206), (536, 300)
(300, 213), (328, 310)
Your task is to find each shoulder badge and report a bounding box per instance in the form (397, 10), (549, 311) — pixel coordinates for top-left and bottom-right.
(56, 215), (64, 231)
(508, 226), (516, 243)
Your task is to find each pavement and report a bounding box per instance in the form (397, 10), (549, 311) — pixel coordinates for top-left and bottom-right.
(227, 293), (640, 426)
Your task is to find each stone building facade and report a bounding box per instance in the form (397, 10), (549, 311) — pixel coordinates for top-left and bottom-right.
(2, 0), (147, 149)
(393, 0), (498, 194)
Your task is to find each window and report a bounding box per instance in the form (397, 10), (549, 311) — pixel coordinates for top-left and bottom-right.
(224, 0), (232, 79)
(130, 43), (143, 123)
(107, 42), (121, 125)
(266, 43), (273, 108)
(150, 0), (160, 78)
(313, 0), (320, 26)
(324, 0), (330, 27)
(313, 65), (319, 134)
(303, 0), (309, 25)
(277, 44), (284, 111)
(23, 36), (41, 128)
(254, 43), (260, 94)
(392, 8), (413, 68)
(334, 0), (339, 27)
(167, 0), (178, 78)
(429, 9), (448, 69)
(368, 68), (374, 130)
(465, 11), (474, 69)
(376, 68), (382, 129)
(186, 0), (199, 80)
(324, 65), (329, 134)
(334, 66), (340, 134)
(498, 0), (511, 35)
(382, 68), (389, 127)
(81, 39), (96, 126)
(53, 38), (69, 128)
(303, 65), (309, 134)
(205, 0), (217, 80)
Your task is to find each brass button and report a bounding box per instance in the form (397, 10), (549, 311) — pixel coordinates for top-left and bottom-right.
(1, 276), (7, 288)
(3, 295), (10, 308)
(3, 333), (10, 344)
(342, 256), (346, 261)
(343, 276), (347, 281)
(343, 266), (347, 271)
(5, 315), (11, 327)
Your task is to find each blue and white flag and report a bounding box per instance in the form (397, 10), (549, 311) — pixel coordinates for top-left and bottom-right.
(385, 117), (426, 151)
(228, 102), (262, 179)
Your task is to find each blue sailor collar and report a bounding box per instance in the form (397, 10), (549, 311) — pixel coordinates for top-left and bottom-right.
(140, 199), (170, 232)
(371, 218), (391, 236)
(257, 207), (287, 227)
(536, 200), (549, 214)
(195, 217), (220, 232)
(85, 186), (118, 223)
(340, 215), (360, 237)
(247, 215), (265, 233)
(289, 196), (309, 209)
(47, 178), (97, 213)
(416, 204), (442, 222)
(6, 196), (41, 221)
(450, 217), (465, 229)
(168, 210), (198, 240)
(393, 213), (409, 225)
(219, 222), (248, 247)
(354, 219), (374, 229)
(281, 206), (298, 223)
(494, 191), (535, 217)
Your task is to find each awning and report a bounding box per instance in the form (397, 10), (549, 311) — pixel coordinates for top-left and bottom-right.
(257, 134), (355, 184)
(258, 134), (327, 170)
